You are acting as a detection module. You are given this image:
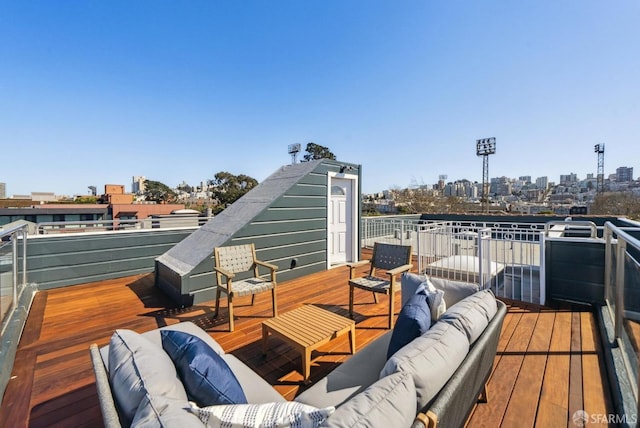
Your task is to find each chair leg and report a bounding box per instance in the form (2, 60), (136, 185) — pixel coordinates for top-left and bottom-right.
(388, 291), (395, 329)
(228, 293), (235, 332)
(251, 294), (256, 306)
(478, 384), (488, 403)
(214, 288), (221, 317)
(271, 288), (277, 317)
(373, 292), (379, 304)
(349, 285), (354, 318)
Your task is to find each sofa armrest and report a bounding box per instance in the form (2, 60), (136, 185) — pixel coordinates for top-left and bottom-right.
(415, 300), (507, 428)
(89, 343), (122, 428)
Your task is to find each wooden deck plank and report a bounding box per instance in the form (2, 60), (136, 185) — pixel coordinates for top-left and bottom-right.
(568, 310), (584, 425)
(501, 311), (555, 427)
(0, 257), (615, 428)
(535, 311), (572, 428)
(465, 311), (539, 427)
(581, 311), (614, 426)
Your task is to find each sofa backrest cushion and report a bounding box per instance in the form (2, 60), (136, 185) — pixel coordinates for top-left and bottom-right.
(428, 276), (480, 308)
(320, 371), (416, 428)
(387, 285), (431, 359)
(439, 289), (498, 345)
(161, 330), (248, 407)
(380, 321), (470, 410)
(108, 329), (188, 425)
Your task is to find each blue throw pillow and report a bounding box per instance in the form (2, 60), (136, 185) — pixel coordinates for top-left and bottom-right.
(161, 330), (248, 407)
(386, 285), (431, 359)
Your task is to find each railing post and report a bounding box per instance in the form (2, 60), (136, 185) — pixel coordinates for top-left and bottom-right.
(539, 231), (546, 306)
(21, 229), (27, 286)
(604, 225), (612, 310)
(12, 235), (18, 307)
(615, 239), (626, 340)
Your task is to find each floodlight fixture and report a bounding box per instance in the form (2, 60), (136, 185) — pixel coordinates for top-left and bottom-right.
(476, 138), (496, 156)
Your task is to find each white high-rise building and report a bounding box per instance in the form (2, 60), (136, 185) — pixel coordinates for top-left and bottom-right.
(132, 176), (146, 195)
(535, 176), (549, 190)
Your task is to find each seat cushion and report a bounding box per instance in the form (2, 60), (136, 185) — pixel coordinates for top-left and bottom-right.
(189, 401), (334, 428)
(349, 276), (390, 293)
(320, 371), (416, 428)
(387, 286), (431, 359)
(295, 332), (392, 409)
(161, 330), (247, 407)
(439, 289), (498, 345)
(131, 394), (202, 427)
(108, 329), (188, 425)
(380, 321), (470, 410)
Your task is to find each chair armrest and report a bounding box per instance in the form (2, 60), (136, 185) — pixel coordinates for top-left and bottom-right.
(255, 260), (278, 271)
(213, 265), (235, 279)
(347, 260), (371, 279)
(346, 260), (370, 269)
(386, 263), (413, 277)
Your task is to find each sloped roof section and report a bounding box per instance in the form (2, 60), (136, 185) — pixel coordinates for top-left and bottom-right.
(156, 159), (323, 276)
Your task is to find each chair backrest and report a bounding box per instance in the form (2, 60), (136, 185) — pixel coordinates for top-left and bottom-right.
(214, 243), (256, 274)
(370, 242), (412, 273)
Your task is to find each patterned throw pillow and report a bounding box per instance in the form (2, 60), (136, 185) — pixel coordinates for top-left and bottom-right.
(161, 330), (247, 407)
(189, 401), (335, 428)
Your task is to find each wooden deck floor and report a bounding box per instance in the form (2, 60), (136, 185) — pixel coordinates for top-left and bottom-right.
(0, 263), (615, 427)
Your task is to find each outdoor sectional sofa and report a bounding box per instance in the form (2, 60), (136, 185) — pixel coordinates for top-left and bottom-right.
(90, 273), (507, 428)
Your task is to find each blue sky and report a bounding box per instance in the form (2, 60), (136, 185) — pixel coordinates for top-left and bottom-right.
(1, 1), (638, 196)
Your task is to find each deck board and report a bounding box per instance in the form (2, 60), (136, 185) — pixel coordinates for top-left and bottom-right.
(0, 259), (615, 428)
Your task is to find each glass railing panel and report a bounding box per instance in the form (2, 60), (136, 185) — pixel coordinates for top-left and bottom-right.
(622, 249), (639, 406)
(0, 239), (14, 329)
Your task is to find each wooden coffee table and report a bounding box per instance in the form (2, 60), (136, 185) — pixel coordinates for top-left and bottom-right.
(262, 304), (356, 383)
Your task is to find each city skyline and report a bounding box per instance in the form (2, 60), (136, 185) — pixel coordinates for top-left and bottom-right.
(1, 2), (639, 196)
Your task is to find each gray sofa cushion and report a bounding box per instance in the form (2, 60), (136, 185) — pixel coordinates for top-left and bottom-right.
(428, 276), (480, 308)
(108, 329), (188, 425)
(320, 371), (416, 428)
(295, 332), (393, 409)
(380, 321), (470, 410)
(225, 354), (288, 403)
(439, 289), (498, 345)
(131, 394), (202, 427)
(401, 273), (479, 309)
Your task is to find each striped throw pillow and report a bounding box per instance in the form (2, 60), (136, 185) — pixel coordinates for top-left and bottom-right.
(189, 401), (334, 428)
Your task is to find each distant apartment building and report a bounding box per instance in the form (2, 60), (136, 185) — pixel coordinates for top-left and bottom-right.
(559, 173), (578, 185)
(519, 176), (532, 184)
(534, 176), (549, 190)
(490, 176), (512, 196)
(132, 176), (146, 195)
(0, 182), (5, 199)
(616, 167), (634, 183)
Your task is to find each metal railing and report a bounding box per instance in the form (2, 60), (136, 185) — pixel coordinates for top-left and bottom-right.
(0, 223), (29, 336)
(361, 217), (546, 305)
(604, 221), (640, 417)
(35, 215), (213, 235)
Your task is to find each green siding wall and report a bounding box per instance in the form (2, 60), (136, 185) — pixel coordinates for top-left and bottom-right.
(25, 229), (194, 290)
(183, 161), (360, 305)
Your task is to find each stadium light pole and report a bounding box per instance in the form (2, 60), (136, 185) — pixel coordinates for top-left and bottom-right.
(476, 138), (496, 213)
(594, 143), (605, 194)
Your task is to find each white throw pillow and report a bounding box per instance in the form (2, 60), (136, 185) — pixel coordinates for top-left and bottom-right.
(426, 288), (446, 323)
(189, 401), (334, 428)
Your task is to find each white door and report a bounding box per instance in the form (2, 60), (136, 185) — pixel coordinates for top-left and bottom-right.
(329, 178), (352, 264)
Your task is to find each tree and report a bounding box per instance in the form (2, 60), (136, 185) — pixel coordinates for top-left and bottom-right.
(301, 142), (336, 162)
(209, 171), (258, 214)
(590, 192), (640, 219)
(143, 180), (177, 203)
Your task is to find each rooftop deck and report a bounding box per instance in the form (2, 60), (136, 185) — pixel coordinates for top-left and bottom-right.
(0, 259), (615, 427)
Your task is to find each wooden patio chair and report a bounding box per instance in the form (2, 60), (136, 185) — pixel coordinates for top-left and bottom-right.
(348, 242), (413, 329)
(213, 243), (278, 331)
